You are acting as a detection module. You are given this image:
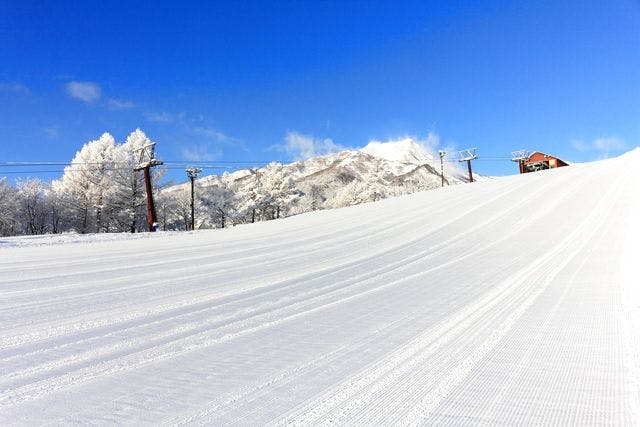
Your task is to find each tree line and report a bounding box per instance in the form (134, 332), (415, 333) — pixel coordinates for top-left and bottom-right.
(0, 130), (305, 236)
(0, 129), (444, 237)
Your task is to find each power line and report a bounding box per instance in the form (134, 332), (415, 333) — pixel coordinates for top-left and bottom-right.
(0, 155), (517, 178)
(0, 165), (236, 174)
(0, 160), (274, 167)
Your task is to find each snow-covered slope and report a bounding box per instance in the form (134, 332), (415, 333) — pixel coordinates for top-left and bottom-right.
(1, 149), (639, 424)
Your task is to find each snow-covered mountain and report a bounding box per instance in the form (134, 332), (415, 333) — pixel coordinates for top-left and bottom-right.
(291, 138), (467, 190)
(197, 138), (469, 206)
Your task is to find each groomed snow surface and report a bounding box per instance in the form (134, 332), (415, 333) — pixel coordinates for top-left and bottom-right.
(2, 149), (640, 425)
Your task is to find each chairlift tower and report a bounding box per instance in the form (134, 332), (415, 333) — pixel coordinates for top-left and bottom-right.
(134, 142), (163, 232)
(511, 149), (529, 174)
(458, 148), (478, 182)
(438, 149), (446, 187)
(186, 167), (202, 231)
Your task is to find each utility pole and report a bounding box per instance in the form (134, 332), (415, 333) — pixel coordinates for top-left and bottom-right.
(438, 149), (446, 187)
(186, 167), (202, 231)
(511, 150), (529, 174)
(134, 142), (163, 232)
(458, 148), (478, 183)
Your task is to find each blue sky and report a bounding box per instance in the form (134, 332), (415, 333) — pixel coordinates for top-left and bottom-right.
(1, 0), (639, 183)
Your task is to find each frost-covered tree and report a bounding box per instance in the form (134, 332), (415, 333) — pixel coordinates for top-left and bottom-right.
(260, 162), (299, 219)
(235, 170), (267, 223)
(329, 180), (373, 209)
(16, 178), (48, 235)
(46, 187), (65, 234)
(201, 172), (237, 228)
(0, 178), (18, 236)
(295, 184), (325, 214)
(307, 184), (325, 211)
(155, 188), (180, 231)
(110, 129), (152, 232)
(163, 187), (192, 231)
(362, 162), (391, 202)
(51, 133), (117, 233)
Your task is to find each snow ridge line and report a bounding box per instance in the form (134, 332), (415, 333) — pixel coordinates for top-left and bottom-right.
(272, 165), (622, 425)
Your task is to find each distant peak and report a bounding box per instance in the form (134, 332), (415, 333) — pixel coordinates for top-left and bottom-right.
(360, 138), (435, 164)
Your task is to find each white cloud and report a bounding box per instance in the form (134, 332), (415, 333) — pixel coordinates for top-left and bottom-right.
(280, 131), (344, 160)
(570, 139), (590, 152)
(571, 136), (626, 157)
(423, 132), (441, 152)
(66, 81), (101, 103)
(44, 127), (58, 139)
(181, 143), (222, 162)
(107, 98), (135, 110)
(0, 82), (30, 94)
(144, 111), (175, 123)
(593, 137), (625, 152)
(193, 126), (229, 142)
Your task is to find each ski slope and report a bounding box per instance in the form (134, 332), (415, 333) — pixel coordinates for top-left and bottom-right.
(1, 149), (639, 425)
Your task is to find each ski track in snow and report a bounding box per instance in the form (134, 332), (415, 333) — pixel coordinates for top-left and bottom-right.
(1, 151), (639, 424)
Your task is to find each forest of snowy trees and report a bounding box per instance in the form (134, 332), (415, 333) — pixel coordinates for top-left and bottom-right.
(0, 130), (301, 236)
(0, 130), (451, 237)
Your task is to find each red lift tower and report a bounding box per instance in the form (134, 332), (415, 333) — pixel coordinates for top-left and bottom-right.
(511, 149), (529, 174)
(458, 148), (478, 182)
(134, 143), (163, 232)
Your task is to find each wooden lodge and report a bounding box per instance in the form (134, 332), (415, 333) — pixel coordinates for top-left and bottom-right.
(516, 151), (569, 174)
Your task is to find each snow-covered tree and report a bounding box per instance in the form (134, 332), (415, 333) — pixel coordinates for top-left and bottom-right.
(361, 162), (391, 202)
(46, 187), (65, 234)
(307, 184), (325, 211)
(163, 187), (192, 231)
(260, 162), (299, 219)
(51, 133), (117, 233)
(329, 180), (373, 208)
(0, 178), (18, 236)
(201, 172), (237, 228)
(295, 184), (325, 214)
(155, 188), (179, 231)
(16, 178), (48, 235)
(110, 129), (152, 232)
(235, 170), (267, 223)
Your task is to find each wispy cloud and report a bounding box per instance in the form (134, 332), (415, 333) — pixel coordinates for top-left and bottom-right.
(193, 126), (232, 143)
(44, 127), (58, 139)
(571, 136), (626, 158)
(570, 139), (589, 152)
(66, 81), (101, 103)
(142, 111), (241, 159)
(276, 131), (344, 160)
(592, 137), (626, 152)
(107, 98), (135, 110)
(181, 143), (222, 162)
(0, 82), (30, 95)
(144, 111), (175, 123)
